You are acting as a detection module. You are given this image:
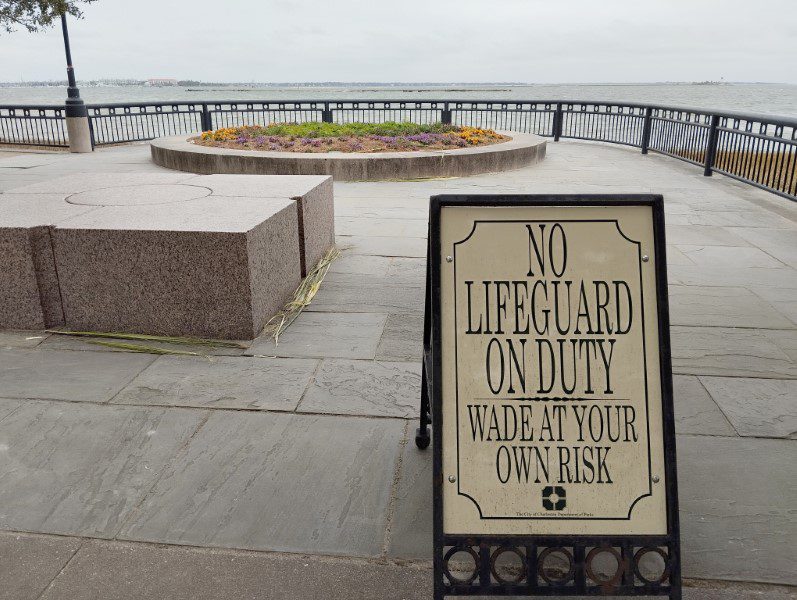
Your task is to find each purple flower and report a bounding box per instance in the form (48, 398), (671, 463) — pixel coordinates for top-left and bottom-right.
(407, 133), (435, 143)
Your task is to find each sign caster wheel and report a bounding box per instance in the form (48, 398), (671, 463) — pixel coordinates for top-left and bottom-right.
(415, 427), (430, 450)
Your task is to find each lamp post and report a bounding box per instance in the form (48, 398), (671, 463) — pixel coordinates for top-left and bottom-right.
(60, 13), (92, 152)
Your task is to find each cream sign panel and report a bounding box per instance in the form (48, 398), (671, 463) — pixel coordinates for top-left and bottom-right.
(440, 205), (667, 536)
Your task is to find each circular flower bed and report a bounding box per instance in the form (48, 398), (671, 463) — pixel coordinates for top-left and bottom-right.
(191, 121), (510, 153)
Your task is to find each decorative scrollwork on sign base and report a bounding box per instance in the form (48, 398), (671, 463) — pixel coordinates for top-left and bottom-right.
(439, 540), (676, 596)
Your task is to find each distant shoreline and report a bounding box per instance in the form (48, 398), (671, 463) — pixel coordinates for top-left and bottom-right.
(0, 81), (786, 88)
(2, 83), (794, 118)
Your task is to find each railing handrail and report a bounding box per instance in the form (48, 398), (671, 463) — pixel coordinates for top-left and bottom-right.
(0, 104), (67, 111)
(2, 97), (795, 200)
(3, 99), (796, 127)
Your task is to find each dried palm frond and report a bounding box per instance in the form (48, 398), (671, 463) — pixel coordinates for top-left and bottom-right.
(45, 330), (246, 349)
(264, 246), (342, 343)
(88, 341), (203, 356)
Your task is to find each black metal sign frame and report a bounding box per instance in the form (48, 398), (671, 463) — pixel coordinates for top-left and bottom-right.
(416, 194), (681, 599)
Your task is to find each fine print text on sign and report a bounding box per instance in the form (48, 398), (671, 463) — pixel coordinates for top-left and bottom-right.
(439, 202), (669, 536)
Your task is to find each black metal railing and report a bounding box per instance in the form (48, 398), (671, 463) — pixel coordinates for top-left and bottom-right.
(0, 104), (69, 147)
(1, 99), (795, 200)
(87, 103), (204, 145)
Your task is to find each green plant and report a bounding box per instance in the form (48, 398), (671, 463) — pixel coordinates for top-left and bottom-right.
(202, 121), (460, 141)
(1, 0), (96, 33)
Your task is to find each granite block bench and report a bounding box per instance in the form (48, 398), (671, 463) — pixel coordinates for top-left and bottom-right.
(0, 173), (334, 339)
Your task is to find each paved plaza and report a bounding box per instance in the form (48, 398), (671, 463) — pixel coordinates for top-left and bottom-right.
(0, 142), (795, 599)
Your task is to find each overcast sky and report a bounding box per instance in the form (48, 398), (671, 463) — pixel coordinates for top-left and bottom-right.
(0, 0), (794, 83)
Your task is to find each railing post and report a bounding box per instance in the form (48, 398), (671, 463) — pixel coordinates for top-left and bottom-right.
(86, 111), (96, 149)
(200, 103), (212, 131)
(441, 102), (452, 125)
(64, 104), (92, 153)
(703, 114), (719, 176)
(641, 107), (652, 154)
(553, 103), (563, 141)
(321, 102), (333, 123)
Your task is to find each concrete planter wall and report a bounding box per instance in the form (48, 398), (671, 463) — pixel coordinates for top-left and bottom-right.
(151, 133), (546, 181)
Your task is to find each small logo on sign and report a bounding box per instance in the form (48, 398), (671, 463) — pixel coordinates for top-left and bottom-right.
(542, 486), (567, 511)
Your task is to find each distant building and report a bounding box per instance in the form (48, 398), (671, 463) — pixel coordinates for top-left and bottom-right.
(146, 78), (178, 87)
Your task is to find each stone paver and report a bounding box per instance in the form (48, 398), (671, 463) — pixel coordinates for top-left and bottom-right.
(111, 355), (318, 411)
(337, 234), (426, 257)
(668, 286), (794, 329)
(38, 539), (433, 600)
(673, 208), (795, 229)
(247, 312), (387, 360)
(670, 264), (797, 290)
(326, 253), (391, 279)
(670, 326), (796, 378)
(27, 536), (796, 600)
(676, 244), (787, 269)
(666, 246), (696, 266)
(769, 329), (797, 363)
(387, 433), (797, 586)
(699, 376), (797, 438)
(672, 375), (736, 436)
(0, 331), (49, 349)
(0, 532), (80, 600)
(119, 412), (403, 556)
(677, 435), (797, 585)
(666, 224), (751, 247)
(0, 399), (204, 537)
(336, 216), (427, 237)
(1, 140), (796, 595)
(731, 227), (797, 269)
(307, 281), (424, 313)
(376, 314), (424, 361)
(0, 398), (22, 422)
(752, 287), (797, 326)
(675, 583), (797, 600)
(0, 348), (154, 402)
(335, 202), (429, 220)
(387, 436), (432, 559)
(298, 359), (421, 418)
(385, 256), (427, 285)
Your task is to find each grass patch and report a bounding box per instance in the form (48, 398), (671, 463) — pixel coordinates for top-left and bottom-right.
(675, 149), (796, 195)
(714, 150), (796, 196)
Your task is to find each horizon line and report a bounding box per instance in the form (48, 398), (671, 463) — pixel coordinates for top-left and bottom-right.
(0, 80), (791, 86)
